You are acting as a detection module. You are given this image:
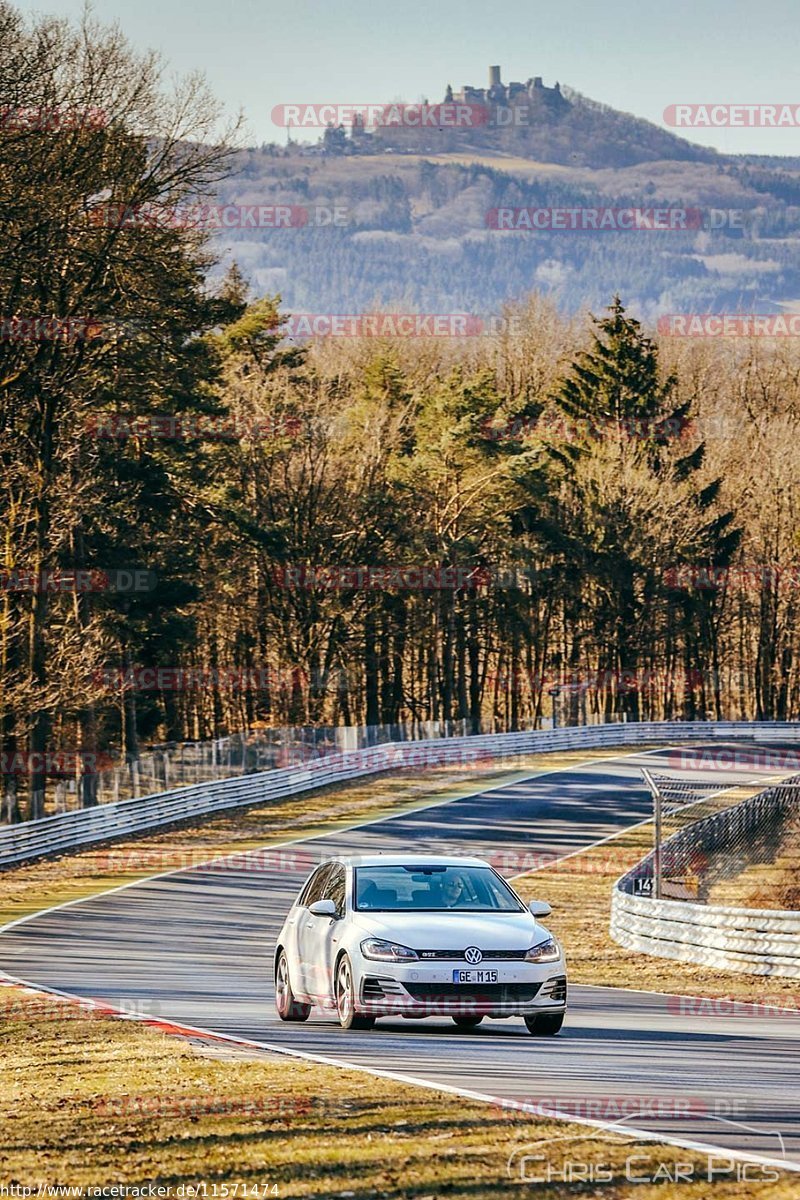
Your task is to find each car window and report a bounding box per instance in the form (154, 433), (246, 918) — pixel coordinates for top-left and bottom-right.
(354, 865), (524, 912)
(323, 864), (347, 916)
(297, 863), (332, 908)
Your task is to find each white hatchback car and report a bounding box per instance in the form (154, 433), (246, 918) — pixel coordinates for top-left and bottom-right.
(274, 853), (567, 1034)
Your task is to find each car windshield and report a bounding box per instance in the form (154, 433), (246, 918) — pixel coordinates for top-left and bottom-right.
(354, 865), (524, 912)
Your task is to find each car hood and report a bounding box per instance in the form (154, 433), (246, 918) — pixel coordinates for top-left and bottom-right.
(352, 910), (548, 950)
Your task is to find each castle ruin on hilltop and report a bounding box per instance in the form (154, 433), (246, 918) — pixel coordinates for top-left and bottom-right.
(318, 65), (569, 155)
(446, 65), (567, 109)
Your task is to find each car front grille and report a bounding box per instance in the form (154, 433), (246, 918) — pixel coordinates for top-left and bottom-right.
(403, 982), (542, 1003)
(415, 948), (529, 961)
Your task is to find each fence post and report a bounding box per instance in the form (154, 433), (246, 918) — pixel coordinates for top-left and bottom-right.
(641, 767), (662, 900)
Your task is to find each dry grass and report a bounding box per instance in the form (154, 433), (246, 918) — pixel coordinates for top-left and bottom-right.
(706, 812), (800, 911)
(0, 989), (795, 1197)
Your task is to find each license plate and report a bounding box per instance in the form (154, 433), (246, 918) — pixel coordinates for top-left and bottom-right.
(452, 969), (498, 984)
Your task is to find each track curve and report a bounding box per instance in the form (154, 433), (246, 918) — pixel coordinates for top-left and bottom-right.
(1, 745), (798, 1171)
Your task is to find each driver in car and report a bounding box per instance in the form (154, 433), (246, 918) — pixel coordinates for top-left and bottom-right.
(440, 873), (470, 907)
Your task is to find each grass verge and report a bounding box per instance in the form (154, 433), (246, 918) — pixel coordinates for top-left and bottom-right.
(0, 988), (796, 1197)
(706, 810), (800, 910)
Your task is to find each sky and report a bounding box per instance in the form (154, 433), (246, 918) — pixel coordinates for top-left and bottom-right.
(17, 0), (800, 156)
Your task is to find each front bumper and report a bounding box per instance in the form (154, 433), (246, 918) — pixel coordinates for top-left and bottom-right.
(357, 960), (567, 1017)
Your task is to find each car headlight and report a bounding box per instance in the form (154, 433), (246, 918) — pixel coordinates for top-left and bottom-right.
(525, 937), (561, 963)
(360, 938), (419, 962)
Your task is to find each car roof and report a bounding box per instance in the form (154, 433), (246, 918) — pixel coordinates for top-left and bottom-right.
(322, 853), (492, 868)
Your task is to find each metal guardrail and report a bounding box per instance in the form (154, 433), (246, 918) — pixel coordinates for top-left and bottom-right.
(0, 718), (798, 872)
(39, 718), (506, 812)
(611, 777), (800, 979)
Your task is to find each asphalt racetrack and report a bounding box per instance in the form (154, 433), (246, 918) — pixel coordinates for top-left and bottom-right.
(1, 744), (798, 1171)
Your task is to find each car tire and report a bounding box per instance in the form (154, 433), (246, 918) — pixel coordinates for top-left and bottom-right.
(524, 1012), (564, 1036)
(335, 954), (375, 1030)
(452, 1015), (484, 1029)
(275, 950), (311, 1022)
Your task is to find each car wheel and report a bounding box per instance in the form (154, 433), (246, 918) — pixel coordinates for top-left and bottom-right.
(275, 950), (311, 1022)
(524, 1012), (564, 1036)
(452, 1014), (484, 1029)
(335, 954), (375, 1030)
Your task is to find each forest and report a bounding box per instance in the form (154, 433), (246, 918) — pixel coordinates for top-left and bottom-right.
(2, 5), (800, 822)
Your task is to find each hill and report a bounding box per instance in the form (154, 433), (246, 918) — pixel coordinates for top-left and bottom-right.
(306, 67), (722, 170)
(210, 151), (800, 318)
(208, 71), (800, 318)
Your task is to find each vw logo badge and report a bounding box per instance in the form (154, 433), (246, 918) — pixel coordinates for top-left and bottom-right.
(465, 946), (483, 965)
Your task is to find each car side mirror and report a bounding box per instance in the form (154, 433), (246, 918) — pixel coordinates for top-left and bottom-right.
(308, 898), (337, 918)
(529, 900), (552, 918)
